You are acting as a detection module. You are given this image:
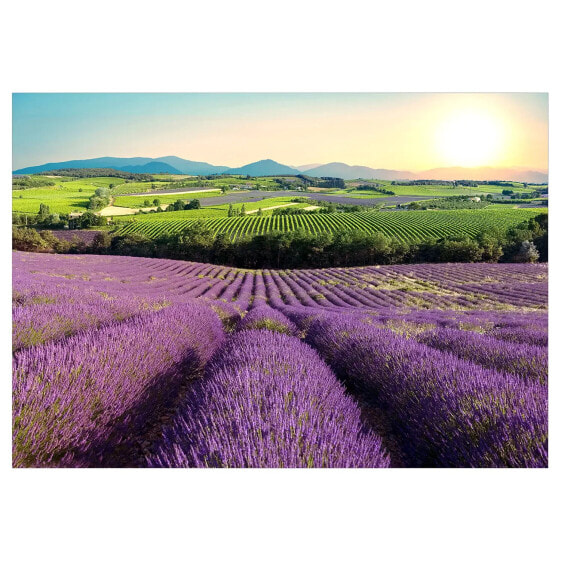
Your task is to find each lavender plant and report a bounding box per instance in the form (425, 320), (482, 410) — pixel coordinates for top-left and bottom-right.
(148, 330), (390, 468)
(13, 302), (224, 467)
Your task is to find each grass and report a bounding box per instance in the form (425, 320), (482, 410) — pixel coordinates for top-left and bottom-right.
(113, 197), (312, 222)
(339, 180), (538, 198)
(12, 178), (120, 214)
(112, 175), (284, 195)
(13, 174), (546, 219)
(112, 191), (224, 208)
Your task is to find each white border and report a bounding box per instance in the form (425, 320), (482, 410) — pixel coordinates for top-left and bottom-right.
(2, 2), (558, 560)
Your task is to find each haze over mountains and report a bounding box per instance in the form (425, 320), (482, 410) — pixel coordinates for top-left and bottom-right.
(13, 156), (548, 183)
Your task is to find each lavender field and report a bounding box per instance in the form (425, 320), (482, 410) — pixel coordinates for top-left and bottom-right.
(12, 251), (548, 468)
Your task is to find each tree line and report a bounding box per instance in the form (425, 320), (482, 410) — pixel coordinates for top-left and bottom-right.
(13, 214), (547, 269)
(36, 168), (157, 181)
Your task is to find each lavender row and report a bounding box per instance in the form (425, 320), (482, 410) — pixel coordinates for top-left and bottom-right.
(302, 315), (547, 467)
(12, 292), (169, 351)
(488, 327), (548, 347)
(418, 328), (548, 384)
(13, 302), (224, 467)
(14, 252), (548, 313)
(237, 305), (299, 336)
(148, 330), (390, 468)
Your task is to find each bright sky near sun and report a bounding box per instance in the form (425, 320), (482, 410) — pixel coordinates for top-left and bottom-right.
(12, 93), (548, 171)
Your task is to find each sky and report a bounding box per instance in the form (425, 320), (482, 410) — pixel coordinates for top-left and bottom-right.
(12, 93), (548, 171)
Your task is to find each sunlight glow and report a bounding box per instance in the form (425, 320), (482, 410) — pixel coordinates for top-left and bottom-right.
(434, 110), (506, 167)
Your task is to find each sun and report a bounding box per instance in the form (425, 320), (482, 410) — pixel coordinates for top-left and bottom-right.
(434, 110), (505, 167)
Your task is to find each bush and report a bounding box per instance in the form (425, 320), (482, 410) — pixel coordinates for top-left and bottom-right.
(513, 241), (540, 263)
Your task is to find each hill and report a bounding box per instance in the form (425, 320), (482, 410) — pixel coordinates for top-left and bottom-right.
(416, 167), (548, 183)
(118, 162), (183, 174)
(221, 159), (299, 176)
(304, 162), (416, 181)
(14, 156), (548, 183)
(14, 156), (228, 176)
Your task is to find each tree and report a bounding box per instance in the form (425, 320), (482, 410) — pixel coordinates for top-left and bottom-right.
(144, 199), (151, 207)
(91, 231), (112, 252)
(12, 227), (49, 252)
(241, 204), (246, 216)
(186, 199), (201, 210)
(95, 187), (109, 198)
(228, 204), (234, 217)
(111, 233), (154, 257)
(257, 208), (263, 216)
(172, 199), (186, 211)
(153, 198), (161, 207)
(38, 203), (51, 218)
(71, 211), (107, 229)
(514, 241), (540, 263)
(44, 213), (61, 227)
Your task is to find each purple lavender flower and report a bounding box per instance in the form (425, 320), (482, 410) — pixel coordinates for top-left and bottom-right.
(148, 330), (390, 468)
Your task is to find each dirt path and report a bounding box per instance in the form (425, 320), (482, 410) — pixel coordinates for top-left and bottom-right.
(98, 203), (170, 216)
(246, 202), (298, 214)
(126, 188), (221, 197)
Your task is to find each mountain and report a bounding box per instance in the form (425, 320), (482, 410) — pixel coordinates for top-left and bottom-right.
(151, 156), (229, 175)
(13, 156), (228, 176)
(14, 157), (152, 175)
(304, 162), (416, 181)
(304, 162), (548, 182)
(224, 159), (300, 176)
(413, 167), (548, 183)
(118, 162), (183, 174)
(295, 163), (322, 172)
(13, 156), (548, 183)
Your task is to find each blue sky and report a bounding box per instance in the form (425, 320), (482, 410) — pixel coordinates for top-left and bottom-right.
(12, 93), (548, 171)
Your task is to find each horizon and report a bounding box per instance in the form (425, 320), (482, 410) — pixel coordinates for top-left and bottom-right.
(12, 93), (548, 172)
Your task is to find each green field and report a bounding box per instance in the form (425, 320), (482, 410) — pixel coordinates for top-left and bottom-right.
(113, 197), (313, 221)
(12, 174), (546, 222)
(331, 181), (538, 198)
(12, 177), (119, 214)
(111, 181), (174, 194)
(112, 191), (224, 208)
(116, 206), (546, 242)
(112, 175), (283, 195)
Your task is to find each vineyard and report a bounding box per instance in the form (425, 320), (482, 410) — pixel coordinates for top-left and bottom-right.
(116, 207), (545, 242)
(13, 251), (548, 468)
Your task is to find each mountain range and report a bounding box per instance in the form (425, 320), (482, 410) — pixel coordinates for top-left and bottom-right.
(13, 156), (548, 183)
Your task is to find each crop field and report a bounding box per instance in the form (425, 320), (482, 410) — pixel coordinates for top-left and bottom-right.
(12, 251), (547, 468)
(116, 206), (545, 242)
(114, 197), (312, 222)
(111, 180), (175, 194)
(337, 181), (538, 198)
(12, 177), (119, 214)
(112, 191), (224, 208)
(112, 176), (282, 195)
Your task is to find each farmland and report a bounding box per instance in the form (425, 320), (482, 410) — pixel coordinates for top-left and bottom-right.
(335, 180), (537, 198)
(116, 206), (545, 242)
(13, 251), (548, 468)
(12, 177), (120, 214)
(13, 173), (546, 216)
(11, 170), (549, 469)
